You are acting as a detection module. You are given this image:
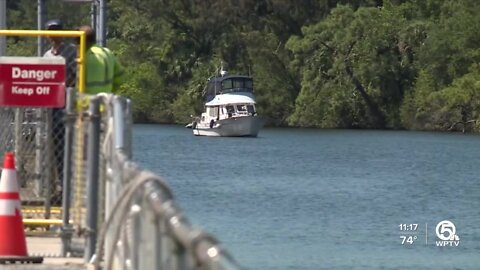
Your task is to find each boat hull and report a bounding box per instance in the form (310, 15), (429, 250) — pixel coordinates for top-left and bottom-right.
(193, 116), (266, 137)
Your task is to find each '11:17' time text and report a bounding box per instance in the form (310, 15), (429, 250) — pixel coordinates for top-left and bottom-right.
(399, 224), (418, 231)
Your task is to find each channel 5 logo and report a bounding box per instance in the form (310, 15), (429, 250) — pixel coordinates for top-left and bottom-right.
(435, 220), (460, 247)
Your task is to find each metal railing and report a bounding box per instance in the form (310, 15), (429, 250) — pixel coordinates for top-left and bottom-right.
(71, 94), (241, 269)
(0, 29), (241, 270)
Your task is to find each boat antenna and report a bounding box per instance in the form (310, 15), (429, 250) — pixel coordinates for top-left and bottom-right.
(214, 66), (217, 96)
(220, 61), (227, 77)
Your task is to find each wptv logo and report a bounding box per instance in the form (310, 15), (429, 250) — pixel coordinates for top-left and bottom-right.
(435, 220), (460, 247)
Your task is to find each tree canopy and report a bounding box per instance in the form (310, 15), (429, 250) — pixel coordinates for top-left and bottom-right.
(6, 0), (480, 131)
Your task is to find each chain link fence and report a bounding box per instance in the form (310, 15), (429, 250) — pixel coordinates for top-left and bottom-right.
(2, 0), (92, 229)
(0, 37), (79, 232)
(1, 0), (91, 235)
(1, 29), (241, 268)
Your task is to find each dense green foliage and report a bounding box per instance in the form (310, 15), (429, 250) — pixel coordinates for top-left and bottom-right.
(6, 0), (480, 131)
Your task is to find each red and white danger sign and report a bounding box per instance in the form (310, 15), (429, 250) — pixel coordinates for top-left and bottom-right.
(0, 57), (66, 108)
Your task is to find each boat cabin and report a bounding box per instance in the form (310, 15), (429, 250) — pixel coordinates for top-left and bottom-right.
(206, 75), (253, 102)
(190, 68), (265, 135)
(200, 102), (257, 124)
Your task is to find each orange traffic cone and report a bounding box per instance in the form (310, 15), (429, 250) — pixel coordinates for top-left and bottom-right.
(0, 152), (43, 264)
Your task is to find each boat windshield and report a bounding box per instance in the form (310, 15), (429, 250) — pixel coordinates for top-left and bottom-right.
(205, 76), (253, 100)
(221, 78), (253, 94)
(226, 105), (235, 114)
(237, 104), (247, 112)
(247, 105), (255, 114)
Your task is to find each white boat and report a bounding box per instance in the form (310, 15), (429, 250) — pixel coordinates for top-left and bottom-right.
(188, 69), (266, 137)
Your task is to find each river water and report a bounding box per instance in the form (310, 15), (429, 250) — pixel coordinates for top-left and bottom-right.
(133, 124), (480, 270)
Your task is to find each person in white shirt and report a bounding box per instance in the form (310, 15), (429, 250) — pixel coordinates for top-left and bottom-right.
(43, 19), (77, 204)
(43, 19), (77, 87)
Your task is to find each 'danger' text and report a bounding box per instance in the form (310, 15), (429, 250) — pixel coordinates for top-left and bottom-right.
(11, 67), (58, 81)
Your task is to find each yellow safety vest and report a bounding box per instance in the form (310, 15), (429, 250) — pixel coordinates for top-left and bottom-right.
(85, 45), (124, 95)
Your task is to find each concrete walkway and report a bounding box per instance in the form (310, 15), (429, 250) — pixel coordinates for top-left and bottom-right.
(1, 237), (86, 270)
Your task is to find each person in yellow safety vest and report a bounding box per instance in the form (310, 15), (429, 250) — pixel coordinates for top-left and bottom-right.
(77, 25), (125, 95)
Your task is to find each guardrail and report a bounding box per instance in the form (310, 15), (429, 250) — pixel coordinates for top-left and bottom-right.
(0, 29), (241, 269)
(78, 95), (241, 269)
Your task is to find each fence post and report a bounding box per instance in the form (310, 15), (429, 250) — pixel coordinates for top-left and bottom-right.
(0, 0), (6, 56)
(98, 0), (107, 47)
(61, 87), (76, 257)
(125, 99), (133, 159)
(34, 109), (44, 197)
(85, 96), (101, 262)
(37, 0), (46, 56)
(14, 109), (24, 185)
(104, 96), (126, 268)
(44, 109), (53, 218)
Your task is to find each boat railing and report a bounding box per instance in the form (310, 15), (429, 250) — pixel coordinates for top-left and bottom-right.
(234, 111), (249, 116)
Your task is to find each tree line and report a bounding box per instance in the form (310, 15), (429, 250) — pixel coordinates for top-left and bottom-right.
(6, 0), (480, 132)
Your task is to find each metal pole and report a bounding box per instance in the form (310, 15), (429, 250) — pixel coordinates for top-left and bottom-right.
(34, 0), (46, 200)
(85, 97), (101, 262)
(14, 109), (23, 184)
(104, 97), (125, 267)
(98, 0), (106, 46)
(125, 99), (133, 159)
(113, 97), (125, 150)
(91, 1), (97, 31)
(39, 0), (54, 219)
(37, 0), (46, 56)
(34, 112), (44, 197)
(61, 87), (76, 257)
(0, 0), (6, 56)
(44, 110), (53, 218)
